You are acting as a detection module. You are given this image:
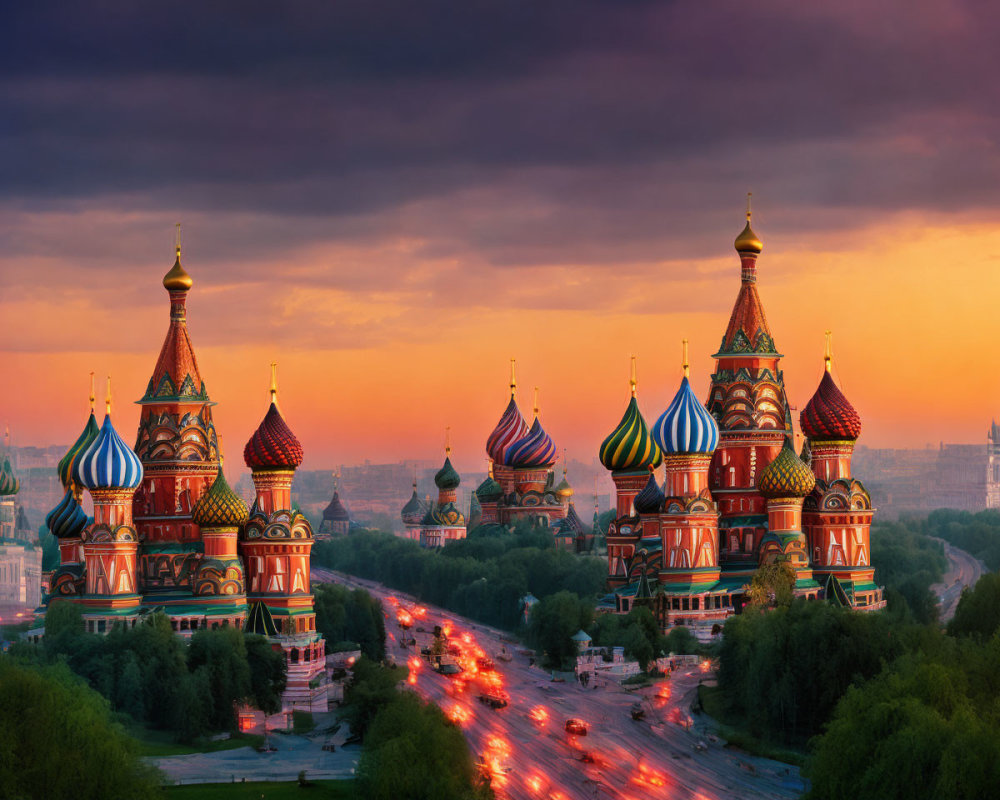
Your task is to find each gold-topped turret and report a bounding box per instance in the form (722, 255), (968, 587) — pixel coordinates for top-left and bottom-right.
(105, 375), (112, 415)
(163, 223), (193, 291)
(630, 355), (637, 398)
(734, 193), (763, 254)
(824, 330), (833, 372)
(682, 339), (690, 378)
(510, 358), (517, 398)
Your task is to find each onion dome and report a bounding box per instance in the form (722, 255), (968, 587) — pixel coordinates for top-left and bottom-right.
(633, 471), (664, 515)
(192, 466), (250, 528)
(244, 403), (303, 470)
(0, 455), (19, 497)
(58, 412), (99, 490)
(401, 484), (425, 525)
(244, 365), (303, 471)
(504, 417), (558, 469)
(323, 491), (350, 523)
(800, 371), (862, 441)
(554, 471), (574, 498)
(46, 489), (89, 539)
(74, 413), (144, 490)
(599, 396), (662, 472)
(163, 243), (193, 291)
(652, 376), (720, 455)
(476, 474), (503, 502)
(758, 439), (816, 499)
(430, 501), (465, 527)
(486, 396), (530, 463)
(435, 457), (461, 490)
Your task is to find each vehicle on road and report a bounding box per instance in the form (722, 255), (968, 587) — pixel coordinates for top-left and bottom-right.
(565, 718), (588, 736)
(478, 691), (509, 709)
(630, 703), (646, 721)
(437, 662), (462, 675)
(476, 656), (496, 672)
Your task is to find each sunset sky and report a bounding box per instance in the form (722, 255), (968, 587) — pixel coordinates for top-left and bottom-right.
(4, 1), (1000, 474)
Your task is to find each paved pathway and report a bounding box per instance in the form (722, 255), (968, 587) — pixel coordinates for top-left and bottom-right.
(929, 537), (987, 621)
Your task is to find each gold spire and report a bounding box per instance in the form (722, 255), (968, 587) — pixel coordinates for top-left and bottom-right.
(682, 339), (690, 378)
(445, 426), (451, 456)
(533, 387), (539, 420)
(162, 223), (193, 291)
(629, 355), (637, 398)
(105, 375), (112, 415)
(734, 192), (763, 254)
(824, 330), (833, 373)
(89, 371), (96, 413)
(269, 362), (278, 406)
(510, 358), (517, 398)
(488, 460), (494, 478)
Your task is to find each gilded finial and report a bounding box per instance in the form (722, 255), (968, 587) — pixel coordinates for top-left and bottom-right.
(824, 330), (833, 373)
(734, 192), (763, 255)
(105, 375), (112, 415)
(563, 448), (568, 476)
(89, 371), (96, 413)
(163, 224), (193, 291)
(269, 362), (278, 405)
(629, 355), (637, 398)
(445, 426), (451, 456)
(682, 339), (690, 378)
(510, 358), (517, 398)
(533, 386), (539, 420)
(488, 460), (494, 478)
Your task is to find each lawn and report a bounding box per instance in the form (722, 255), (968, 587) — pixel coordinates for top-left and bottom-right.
(165, 780), (357, 799)
(132, 725), (264, 757)
(697, 684), (807, 767)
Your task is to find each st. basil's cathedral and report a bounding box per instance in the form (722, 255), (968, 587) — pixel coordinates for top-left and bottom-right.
(597, 206), (884, 638)
(43, 241), (330, 724)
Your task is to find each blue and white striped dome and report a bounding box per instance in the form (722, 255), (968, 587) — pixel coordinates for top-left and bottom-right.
(652, 377), (719, 455)
(73, 414), (144, 490)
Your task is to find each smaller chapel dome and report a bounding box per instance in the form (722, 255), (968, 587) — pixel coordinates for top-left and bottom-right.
(192, 466), (250, 528)
(45, 489), (89, 539)
(633, 472), (665, 515)
(0, 455), (19, 497)
(758, 440), (816, 499)
(476, 475), (503, 503)
(435, 457), (461, 490)
(504, 417), (558, 469)
(401, 485), (426, 525)
(57, 412), (99, 490)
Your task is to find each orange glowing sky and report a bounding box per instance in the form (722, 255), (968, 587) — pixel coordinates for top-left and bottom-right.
(3, 2), (1000, 474)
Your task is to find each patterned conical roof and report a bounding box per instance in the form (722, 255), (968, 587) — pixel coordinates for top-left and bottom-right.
(192, 466), (250, 528)
(759, 440), (816, 499)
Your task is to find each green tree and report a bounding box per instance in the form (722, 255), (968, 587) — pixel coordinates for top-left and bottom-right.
(525, 591), (594, 669)
(245, 634), (287, 716)
(948, 572), (1000, 640)
(0, 660), (161, 800)
(341, 657), (407, 739)
(745, 561), (796, 609)
(357, 691), (490, 800)
(663, 625), (700, 655)
(187, 626), (252, 731)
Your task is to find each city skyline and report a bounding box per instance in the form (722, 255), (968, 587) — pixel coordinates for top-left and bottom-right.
(5, 2), (1000, 467)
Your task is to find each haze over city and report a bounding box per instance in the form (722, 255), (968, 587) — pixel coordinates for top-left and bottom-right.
(4, 2), (1000, 471)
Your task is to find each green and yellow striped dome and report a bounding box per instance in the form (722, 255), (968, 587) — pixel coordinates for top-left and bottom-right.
(758, 440), (816, 499)
(599, 396), (662, 473)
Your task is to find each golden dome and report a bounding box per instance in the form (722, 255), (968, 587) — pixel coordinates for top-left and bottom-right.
(734, 219), (762, 254)
(163, 248), (193, 291)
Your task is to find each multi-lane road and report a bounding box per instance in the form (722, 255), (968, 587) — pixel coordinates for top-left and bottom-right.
(313, 566), (805, 800)
(930, 538), (987, 621)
